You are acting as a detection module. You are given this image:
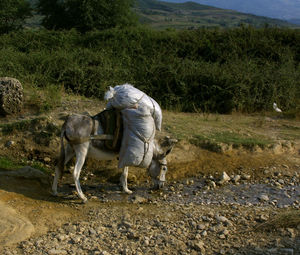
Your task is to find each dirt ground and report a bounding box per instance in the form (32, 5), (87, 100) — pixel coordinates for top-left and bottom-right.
(0, 96), (299, 254)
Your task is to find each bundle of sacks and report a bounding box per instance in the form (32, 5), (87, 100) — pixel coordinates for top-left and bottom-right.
(105, 84), (162, 168)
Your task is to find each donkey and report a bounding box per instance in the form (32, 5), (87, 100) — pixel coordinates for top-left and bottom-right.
(52, 111), (177, 203)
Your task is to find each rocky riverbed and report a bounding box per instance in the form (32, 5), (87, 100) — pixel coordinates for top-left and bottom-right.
(1, 163), (299, 255)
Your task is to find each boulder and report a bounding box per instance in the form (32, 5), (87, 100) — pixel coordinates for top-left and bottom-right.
(0, 77), (23, 115)
(0, 166), (50, 184)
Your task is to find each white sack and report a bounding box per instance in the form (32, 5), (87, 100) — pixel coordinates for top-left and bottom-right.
(105, 83), (162, 131)
(104, 84), (162, 168)
(118, 104), (156, 168)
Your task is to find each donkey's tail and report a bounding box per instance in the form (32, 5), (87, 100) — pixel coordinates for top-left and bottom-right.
(57, 123), (66, 179)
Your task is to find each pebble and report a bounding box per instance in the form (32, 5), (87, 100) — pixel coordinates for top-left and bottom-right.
(48, 249), (67, 255)
(218, 171), (231, 185)
(258, 194), (269, 202)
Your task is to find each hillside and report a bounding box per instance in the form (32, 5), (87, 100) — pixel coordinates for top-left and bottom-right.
(135, 0), (295, 29)
(163, 0), (300, 21)
(26, 0), (296, 30)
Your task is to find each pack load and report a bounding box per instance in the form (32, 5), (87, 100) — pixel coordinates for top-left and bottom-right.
(105, 84), (162, 168)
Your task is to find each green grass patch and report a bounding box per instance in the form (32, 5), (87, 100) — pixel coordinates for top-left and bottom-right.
(190, 131), (272, 150)
(0, 156), (50, 174)
(0, 157), (22, 170)
(30, 160), (51, 174)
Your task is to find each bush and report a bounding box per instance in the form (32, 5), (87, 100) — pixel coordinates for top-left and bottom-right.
(0, 26), (299, 113)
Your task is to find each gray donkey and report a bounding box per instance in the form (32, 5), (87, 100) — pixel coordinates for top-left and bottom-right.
(52, 111), (177, 203)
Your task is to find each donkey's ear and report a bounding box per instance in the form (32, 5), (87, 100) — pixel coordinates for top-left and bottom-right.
(163, 138), (178, 157)
(104, 86), (115, 100)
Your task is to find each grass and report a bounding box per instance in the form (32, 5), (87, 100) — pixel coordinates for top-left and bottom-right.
(24, 84), (63, 113)
(162, 111), (277, 151)
(0, 156), (50, 175)
(190, 131), (272, 150)
(0, 157), (22, 170)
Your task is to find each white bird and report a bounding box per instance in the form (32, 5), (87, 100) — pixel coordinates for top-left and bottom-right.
(273, 102), (282, 113)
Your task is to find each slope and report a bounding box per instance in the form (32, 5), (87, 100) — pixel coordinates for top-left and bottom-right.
(135, 0), (295, 29)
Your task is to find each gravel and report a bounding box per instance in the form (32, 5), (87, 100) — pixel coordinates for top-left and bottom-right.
(1, 168), (300, 255)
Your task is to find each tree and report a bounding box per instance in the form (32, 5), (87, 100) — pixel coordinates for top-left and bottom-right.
(38, 0), (138, 32)
(0, 0), (32, 34)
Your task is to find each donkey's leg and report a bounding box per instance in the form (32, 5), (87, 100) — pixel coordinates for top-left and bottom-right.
(52, 167), (61, 196)
(52, 143), (75, 196)
(120, 166), (132, 194)
(73, 142), (89, 202)
(65, 144), (75, 173)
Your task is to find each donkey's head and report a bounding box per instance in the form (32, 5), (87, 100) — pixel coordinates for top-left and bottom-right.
(148, 136), (177, 189)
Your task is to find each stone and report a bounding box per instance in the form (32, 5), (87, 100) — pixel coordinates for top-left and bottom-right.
(208, 180), (217, 189)
(215, 215), (229, 223)
(0, 166), (50, 184)
(0, 77), (23, 115)
(201, 230), (208, 237)
(48, 249), (67, 255)
(197, 224), (207, 230)
(44, 157), (51, 163)
(193, 241), (205, 253)
(5, 140), (15, 148)
(241, 174), (251, 180)
(218, 172), (231, 185)
(258, 194), (269, 202)
(233, 175), (241, 183)
(131, 195), (147, 204)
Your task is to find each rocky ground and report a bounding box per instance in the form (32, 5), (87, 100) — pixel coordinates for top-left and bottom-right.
(0, 97), (299, 255)
(0, 160), (299, 255)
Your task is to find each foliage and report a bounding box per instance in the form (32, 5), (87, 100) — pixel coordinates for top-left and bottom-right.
(0, 26), (299, 113)
(37, 0), (138, 32)
(0, 0), (32, 34)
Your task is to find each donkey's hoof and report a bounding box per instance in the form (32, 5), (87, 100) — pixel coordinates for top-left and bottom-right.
(124, 189), (133, 194)
(81, 198), (88, 204)
(52, 191), (58, 197)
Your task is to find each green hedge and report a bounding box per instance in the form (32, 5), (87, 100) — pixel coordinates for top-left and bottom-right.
(0, 26), (299, 113)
